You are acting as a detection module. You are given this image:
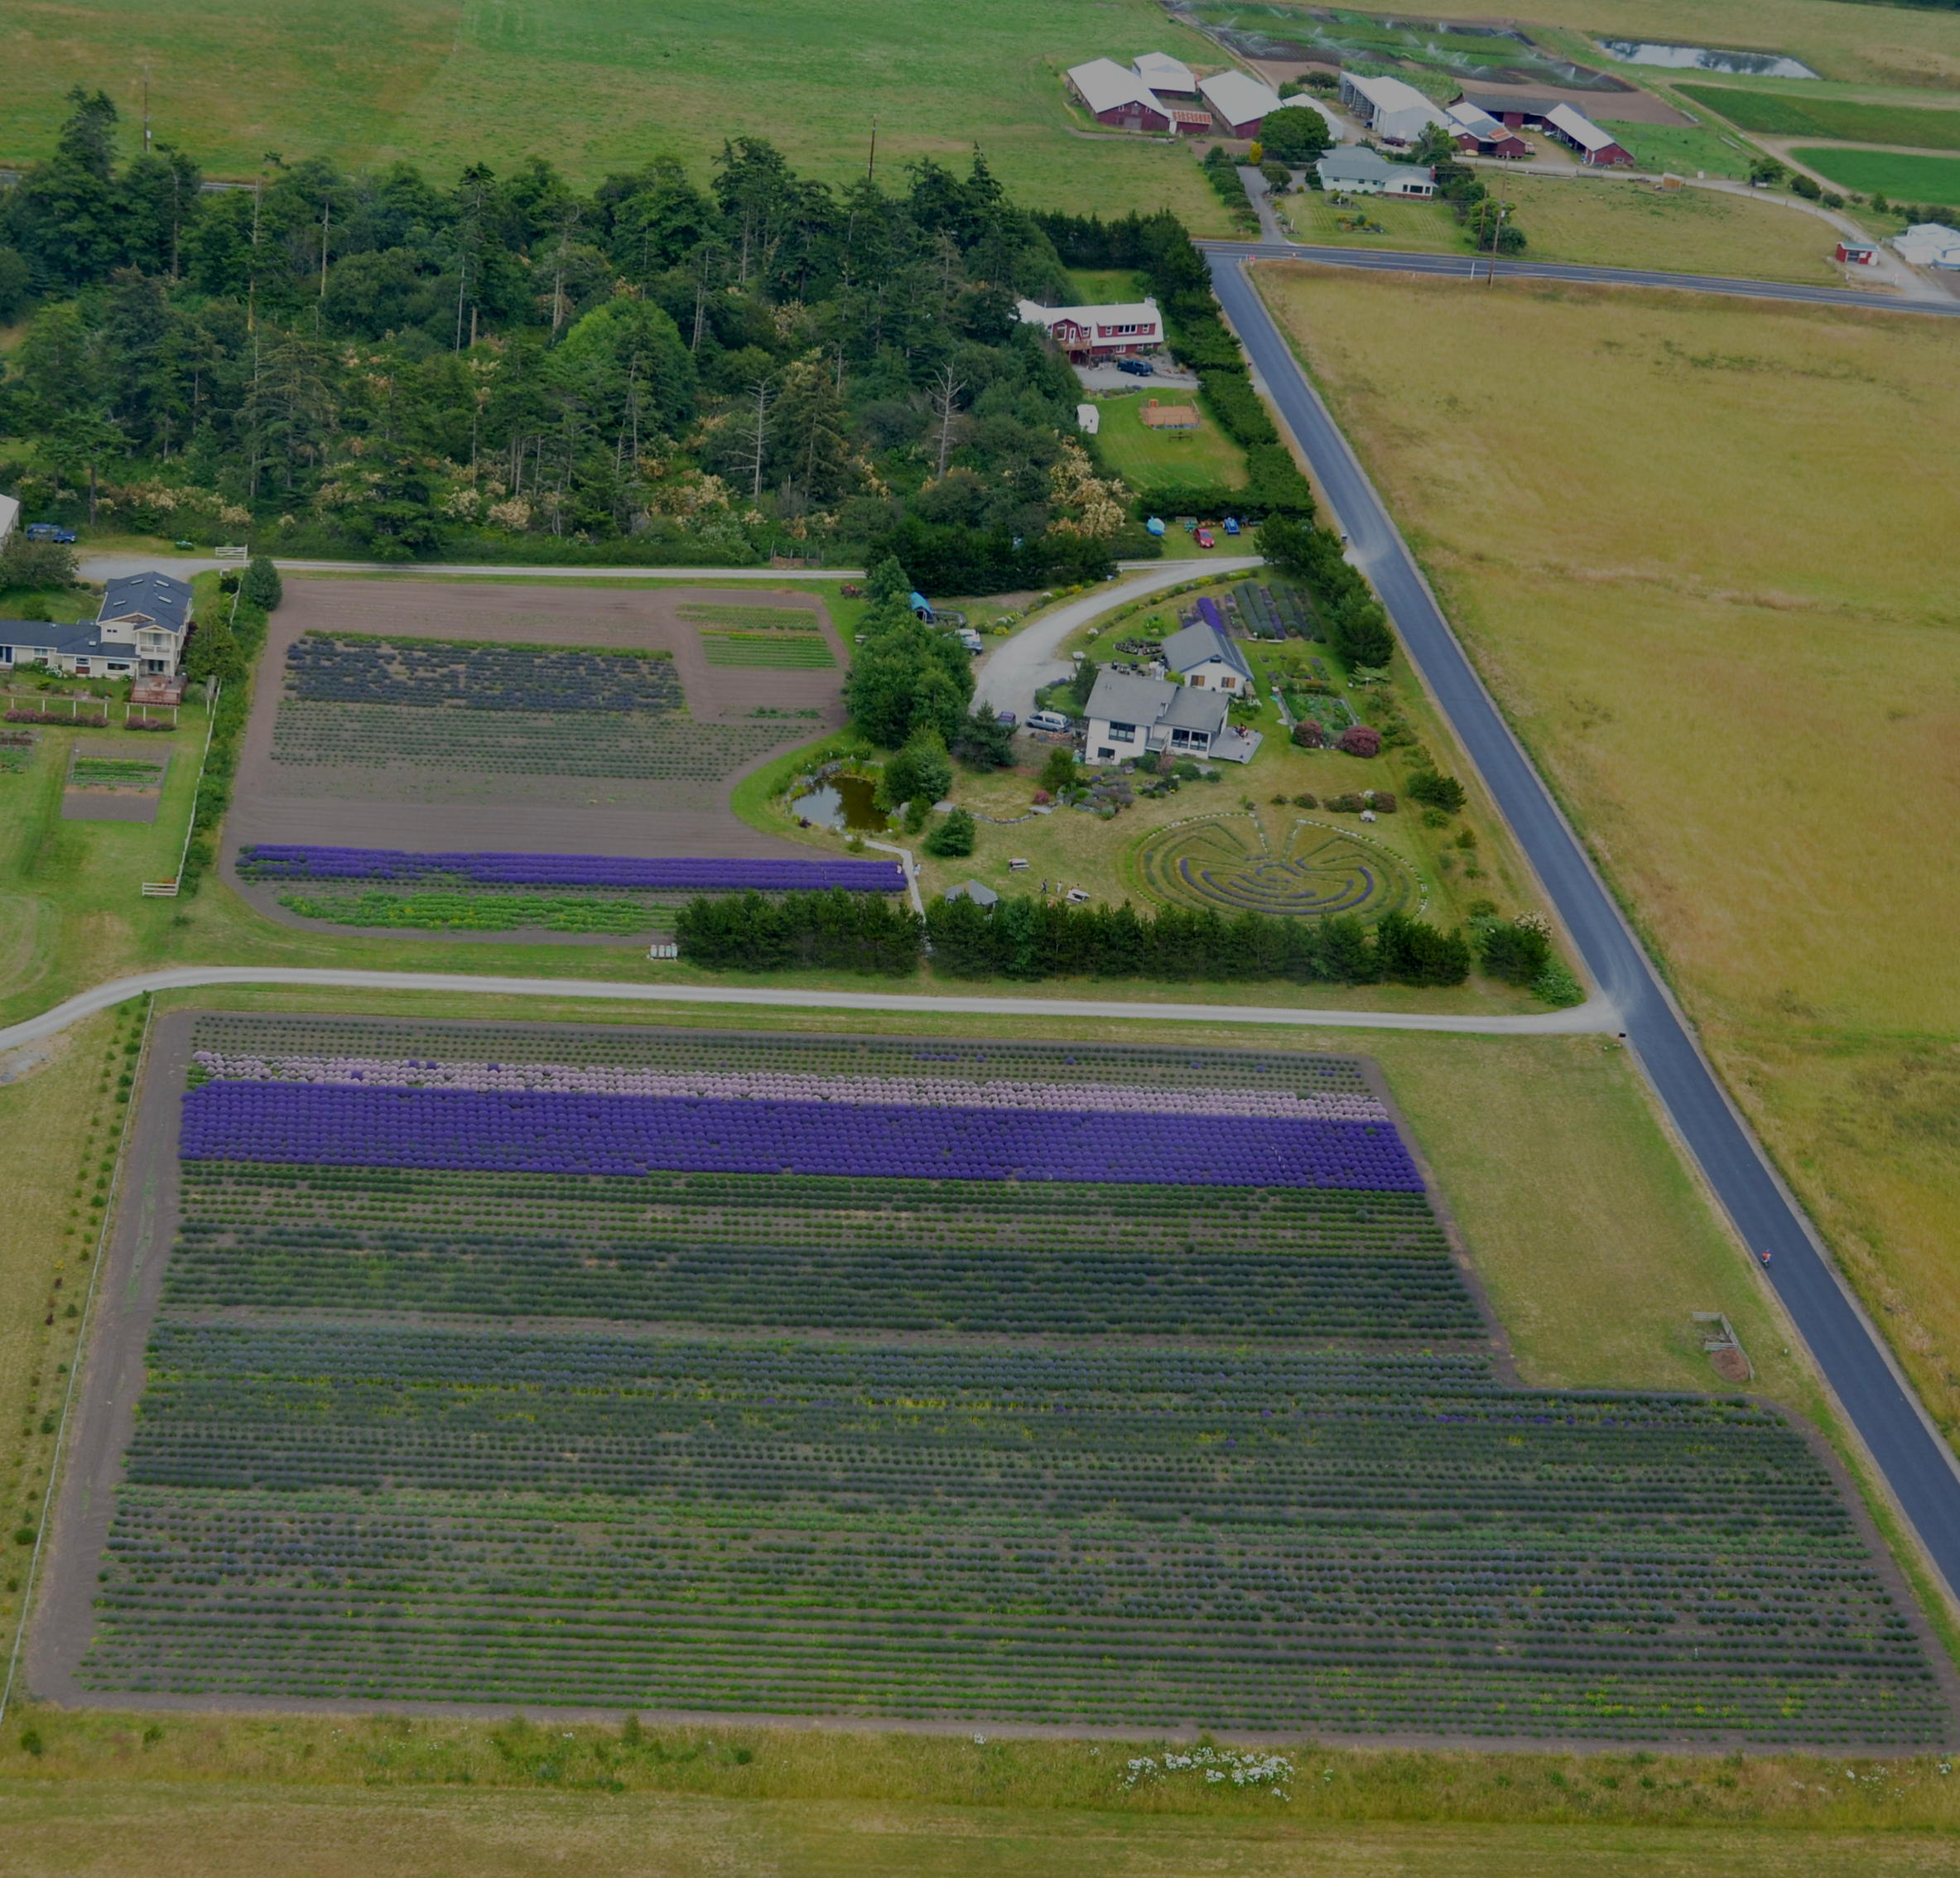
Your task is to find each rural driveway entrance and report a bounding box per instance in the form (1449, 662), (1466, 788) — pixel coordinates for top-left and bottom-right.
(974, 558), (1261, 722)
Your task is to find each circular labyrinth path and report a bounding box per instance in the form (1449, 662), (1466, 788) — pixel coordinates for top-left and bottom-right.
(1131, 815), (1419, 920)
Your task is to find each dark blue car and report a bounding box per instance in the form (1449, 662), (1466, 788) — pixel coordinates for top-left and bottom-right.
(25, 522), (76, 543)
(1116, 357), (1153, 377)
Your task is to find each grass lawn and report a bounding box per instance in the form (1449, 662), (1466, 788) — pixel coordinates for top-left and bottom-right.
(1287, 175), (1851, 282)
(1678, 85), (1960, 151)
(0, 0), (1231, 230)
(10, 1774), (1960, 1876)
(1793, 147), (1960, 206)
(1604, 119), (1754, 180)
(1087, 392), (1249, 491)
(1066, 268), (1149, 304)
(1254, 261), (1960, 1452)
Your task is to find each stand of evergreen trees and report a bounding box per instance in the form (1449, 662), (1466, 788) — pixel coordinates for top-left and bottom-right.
(0, 89), (1149, 582)
(675, 887), (1469, 986)
(674, 888), (924, 973)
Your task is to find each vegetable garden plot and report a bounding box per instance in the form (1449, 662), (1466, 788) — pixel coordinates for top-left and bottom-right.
(79, 1322), (1946, 1741)
(699, 633), (836, 668)
(678, 604), (825, 631)
(55, 1014), (1948, 1746)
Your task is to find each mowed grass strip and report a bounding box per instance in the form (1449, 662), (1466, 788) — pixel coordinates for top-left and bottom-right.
(699, 633), (836, 668)
(1088, 392), (1250, 493)
(1794, 147), (1960, 205)
(1678, 85), (1960, 151)
(1255, 263), (1960, 1440)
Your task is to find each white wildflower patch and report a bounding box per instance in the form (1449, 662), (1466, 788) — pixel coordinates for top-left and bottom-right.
(1121, 1746), (1293, 1799)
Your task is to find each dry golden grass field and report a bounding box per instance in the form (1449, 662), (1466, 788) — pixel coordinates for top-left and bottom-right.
(1258, 262), (1960, 1441)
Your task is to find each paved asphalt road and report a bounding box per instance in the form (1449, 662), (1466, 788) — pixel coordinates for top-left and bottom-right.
(973, 557), (1259, 721)
(1202, 238), (1960, 319)
(0, 965), (1619, 1057)
(1207, 254), (1960, 1599)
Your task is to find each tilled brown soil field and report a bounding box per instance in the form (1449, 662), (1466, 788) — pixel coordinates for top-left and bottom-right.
(224, 580), (845, 927)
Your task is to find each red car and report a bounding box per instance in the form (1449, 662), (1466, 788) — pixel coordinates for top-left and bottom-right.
(1195, 526), (1216, 549)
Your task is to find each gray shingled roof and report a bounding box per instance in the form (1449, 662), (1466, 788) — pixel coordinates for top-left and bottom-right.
(100, 570), (193, 633)
(1162, 620), (1254, 683)
(1163, 686), (1230, 736)
(1085, 667), (1177, 725)
(0, 619), (123, 657)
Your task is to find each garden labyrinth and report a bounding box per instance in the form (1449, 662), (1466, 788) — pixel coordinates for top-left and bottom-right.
(1134, 814), (1421, 920)
(41, 1013), (1951, 1747)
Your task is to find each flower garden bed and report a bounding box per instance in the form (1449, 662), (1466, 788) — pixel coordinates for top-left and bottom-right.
(237, 845), (905, 893)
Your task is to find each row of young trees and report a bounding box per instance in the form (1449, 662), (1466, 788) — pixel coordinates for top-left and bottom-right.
(0, 89), (1144, 576)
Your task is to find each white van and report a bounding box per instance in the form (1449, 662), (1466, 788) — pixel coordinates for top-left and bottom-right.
(1027, 710), (1071, 734)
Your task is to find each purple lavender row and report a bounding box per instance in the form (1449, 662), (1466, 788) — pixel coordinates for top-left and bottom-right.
(180, 1084), (1425, 1192)
(235, 845), (906, 893)
(189, 1052), (1393, 1122)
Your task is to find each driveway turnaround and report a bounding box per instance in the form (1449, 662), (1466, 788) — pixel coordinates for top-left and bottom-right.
(1202, 238), (1960, 319)
(1207, 253), (1960, 1599)
(0, 965), (1619, 1057)
(973, 557), (1260, 722)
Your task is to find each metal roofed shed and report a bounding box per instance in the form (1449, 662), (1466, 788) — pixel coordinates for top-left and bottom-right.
(1894, 224), (1960, 268)
(1198, 69), (1284, 137)
(1066, 58), (1174, 132)
(942, 879), (999, 908)
(1543, 103), (1634, 166)
(1133, 51), (1197, 98)
(1338, 72), (1451, 146)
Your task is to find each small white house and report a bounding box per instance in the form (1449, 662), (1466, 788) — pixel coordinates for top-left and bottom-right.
(1338, 72), (1450, 147)
(1316, 147), (1437, 197)
(0, 568), (193, 681)
(1161, 619), (1255, 692)
(1894, 223), (1960, 268)
(1084, 668), (1230, 763)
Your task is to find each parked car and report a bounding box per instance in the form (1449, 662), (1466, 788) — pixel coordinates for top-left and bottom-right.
(1222, 517), (1240, 537)
(994, 710), (1018, 727)
(1195, 527), (1216, 549)
(1028, 710), (1071, 734)
(25, 523), (76, 543)
(1117, 357), (1153, 377)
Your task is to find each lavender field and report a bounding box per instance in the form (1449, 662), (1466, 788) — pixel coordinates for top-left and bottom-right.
(69, 1014), (1950, 1746)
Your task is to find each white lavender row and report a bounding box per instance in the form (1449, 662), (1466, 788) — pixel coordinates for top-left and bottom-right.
(189, 1052), (1392, 1122)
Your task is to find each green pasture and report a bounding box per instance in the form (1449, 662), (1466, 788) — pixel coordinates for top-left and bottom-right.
(1794, 147), (1960, 205)
(1088, 392), (1249, 491)
(1678, 84), (1960, 151)
(1606, 119), (1752, 179)
(0, 0), (1230, 229)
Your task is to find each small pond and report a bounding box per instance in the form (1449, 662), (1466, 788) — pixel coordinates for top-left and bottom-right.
(789, 771), (888, 832)
(1597, 40), (1820, 79)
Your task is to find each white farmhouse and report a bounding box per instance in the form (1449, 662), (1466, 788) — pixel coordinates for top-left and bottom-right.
(1161, 619), (1255, 692)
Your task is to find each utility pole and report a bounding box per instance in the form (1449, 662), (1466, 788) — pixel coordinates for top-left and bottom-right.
(319, 193), (331, 300)
(142, 67), (152, 154)
(867, 116), (877, 185)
